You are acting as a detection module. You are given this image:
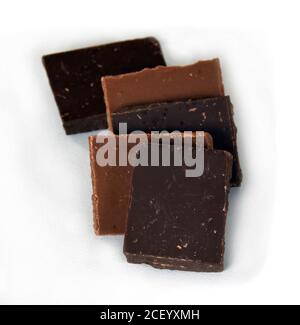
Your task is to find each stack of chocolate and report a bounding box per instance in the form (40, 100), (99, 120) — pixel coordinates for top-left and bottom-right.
(43, 37), (242, 272)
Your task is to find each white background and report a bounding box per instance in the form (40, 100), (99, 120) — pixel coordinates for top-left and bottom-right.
(0, 0), (298, 305)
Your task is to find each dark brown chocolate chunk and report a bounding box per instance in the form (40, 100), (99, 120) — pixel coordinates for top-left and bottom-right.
(113, 96), (242, 186)
(42, 37), (166, 134)
(124, 149), (233, 272)
(102, 59), (224, 130)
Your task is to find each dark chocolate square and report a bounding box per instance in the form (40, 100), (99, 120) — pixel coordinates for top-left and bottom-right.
(42, 37), (166, 134)
(112, 96), (242, 186)
(124, 149), (233, 272)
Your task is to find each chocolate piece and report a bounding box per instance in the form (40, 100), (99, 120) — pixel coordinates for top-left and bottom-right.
(89, 135), (133, 235)
(124, 149), (233, 272)
(89, 133), (213, 235)
(102, 59), (224, 130)
(113, 96), (242, 186)
(43, 37), (166, 134)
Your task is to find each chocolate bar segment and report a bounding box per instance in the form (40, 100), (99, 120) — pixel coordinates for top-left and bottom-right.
(89, 135), (133, 235)
(113, 96), (242, 186)
(89, 133), (213, 235)
(102, 59), (224, 130)
(124, 149), (233, 272)
(43, 37), (166, 134)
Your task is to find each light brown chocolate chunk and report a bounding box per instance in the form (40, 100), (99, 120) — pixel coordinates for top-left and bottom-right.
(89, 132), (213, 235)
(89, 135), (134, 235)
(101, 59), (224, 130)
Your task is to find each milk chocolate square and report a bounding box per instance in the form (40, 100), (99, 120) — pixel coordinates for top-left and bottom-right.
(102, 59), (224, 130)
(43, 37), (166, 134)
(89, 135), (133, 235)
(124, 149), (233, 272)
(89, 133), (213, 235)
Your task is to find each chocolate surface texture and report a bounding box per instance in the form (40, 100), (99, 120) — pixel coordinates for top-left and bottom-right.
(124, 148), (233, 272)
(89, 133), (213, 235)
(113, 96), (242, 186)
(43, 37), (166, 134)
(102, 59), (224, 130)
(89, 135), (133, 235)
